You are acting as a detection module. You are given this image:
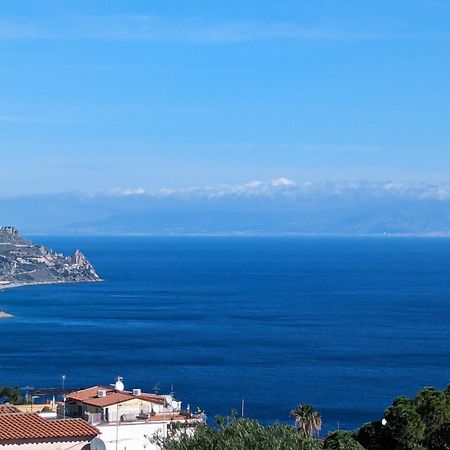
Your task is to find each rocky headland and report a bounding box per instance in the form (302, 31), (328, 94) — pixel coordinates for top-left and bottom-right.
(0, 226), (101, 317)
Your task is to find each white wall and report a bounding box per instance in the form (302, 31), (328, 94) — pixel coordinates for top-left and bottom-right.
(97, 422), (167, 450)
(0, 438), (91, 450)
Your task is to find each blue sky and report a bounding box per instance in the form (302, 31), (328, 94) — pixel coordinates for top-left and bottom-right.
(1, 1), (450, 195)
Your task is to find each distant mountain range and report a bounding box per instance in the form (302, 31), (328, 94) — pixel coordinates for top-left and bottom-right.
(0, 226), (101, 288)
(2, 179), (450, 236)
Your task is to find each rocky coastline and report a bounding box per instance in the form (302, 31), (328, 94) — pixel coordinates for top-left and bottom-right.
(0, 226), (102, 318)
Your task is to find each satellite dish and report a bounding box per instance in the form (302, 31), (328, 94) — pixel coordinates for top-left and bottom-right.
(90, 437), (107, 450)
(114, 376), (124, 391)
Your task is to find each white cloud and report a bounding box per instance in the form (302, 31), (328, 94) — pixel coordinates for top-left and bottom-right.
(106, 179), (450, 202)
(271, 177), (296, 187)
(112, 187), (146, 196)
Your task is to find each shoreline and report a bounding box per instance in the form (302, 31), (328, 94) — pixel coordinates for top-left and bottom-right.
(0, 278), (102, 291)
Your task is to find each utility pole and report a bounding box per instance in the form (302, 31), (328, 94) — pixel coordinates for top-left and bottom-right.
(241, 399), (245, 418)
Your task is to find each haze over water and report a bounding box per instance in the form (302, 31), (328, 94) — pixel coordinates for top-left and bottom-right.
(1, 236), (449, 433)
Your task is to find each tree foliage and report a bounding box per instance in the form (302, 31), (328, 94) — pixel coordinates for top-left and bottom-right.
(355, 421), (389, 450)
(414, 387), (450, 445)
(383, 396), (426, 450)
(155, 416), (321, 450)
(155, 384), (450, 450)
(428, 422), (450, 450)
(0, 387), (22, 404)
(356, 385), (450, 450)
(290, 404), (322, 438)
(323, 430), (364, 450)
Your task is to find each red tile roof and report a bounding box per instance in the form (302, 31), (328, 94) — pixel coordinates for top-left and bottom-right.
(137, 393), (168, 404)
(0, 405), (20, 414)
(67, 386), (165, 407)
(0, 414), (99, 441)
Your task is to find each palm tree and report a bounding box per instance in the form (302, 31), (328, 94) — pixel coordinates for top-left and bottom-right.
(290, 404), (322, 438)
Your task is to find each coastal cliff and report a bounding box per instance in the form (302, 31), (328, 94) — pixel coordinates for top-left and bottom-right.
(0, 226), (101, 289)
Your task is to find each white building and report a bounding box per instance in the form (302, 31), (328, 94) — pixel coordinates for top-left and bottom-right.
(64, 379), (204, 450)
(0, 405), (99, 449)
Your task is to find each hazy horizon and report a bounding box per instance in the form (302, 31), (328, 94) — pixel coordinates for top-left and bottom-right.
(2, 177), (450, 236)
(1, 0), (450, 197)
(2, 2), (450, 234)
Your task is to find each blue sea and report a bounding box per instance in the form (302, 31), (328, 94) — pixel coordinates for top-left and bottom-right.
(1, 237), (449, 433)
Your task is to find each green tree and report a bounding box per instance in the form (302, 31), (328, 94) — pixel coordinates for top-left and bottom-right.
(355, 421), (388, 450)
(384, 396), (426, 450)
(414, 387), (450, 444)
(290, 404), (322, 438)
(323, 430), (364, 450)
(0, 387), (22, 405)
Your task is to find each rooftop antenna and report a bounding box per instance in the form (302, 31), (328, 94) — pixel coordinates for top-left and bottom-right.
(170, 384), (175, 397)
(153, 382), (160, 395)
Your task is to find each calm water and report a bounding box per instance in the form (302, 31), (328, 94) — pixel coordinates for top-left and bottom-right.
(1, 237), (449, 433)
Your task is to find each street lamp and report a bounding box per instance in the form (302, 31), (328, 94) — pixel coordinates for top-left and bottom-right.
(61, 375), (66, 419)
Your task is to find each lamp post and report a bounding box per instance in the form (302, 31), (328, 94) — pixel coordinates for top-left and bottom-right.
(61, 375), (66, 419)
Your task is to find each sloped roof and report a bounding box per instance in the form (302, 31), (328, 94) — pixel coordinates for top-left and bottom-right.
(0, 413), (99, 441)
(67, 386), (165, 407)
(0, 405), (21, 414)
(137, 393), (169, 404)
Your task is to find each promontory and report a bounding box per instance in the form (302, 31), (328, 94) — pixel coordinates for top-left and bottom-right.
(0, 226), (101, 290)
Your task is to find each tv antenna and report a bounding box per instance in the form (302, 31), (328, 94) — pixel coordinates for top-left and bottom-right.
(153, 382), (161, 395)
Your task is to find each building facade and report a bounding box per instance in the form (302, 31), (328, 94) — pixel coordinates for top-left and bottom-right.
(64, 380), (204, 450)
(0, 405), (99, 449)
